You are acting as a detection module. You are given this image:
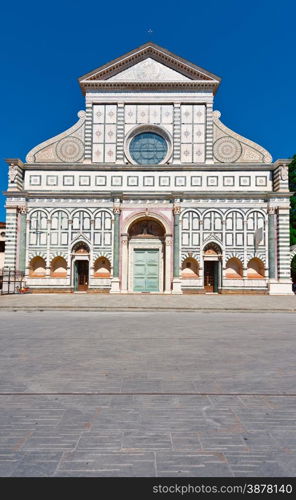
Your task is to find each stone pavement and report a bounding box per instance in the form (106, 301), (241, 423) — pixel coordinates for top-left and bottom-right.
(0, 311), (296, 477)
(0, 293), (295, 311)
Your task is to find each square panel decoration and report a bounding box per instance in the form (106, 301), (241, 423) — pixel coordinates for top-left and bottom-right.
(175, 176), (186, 187)
(207, 176), (218, 187)
(143, 176), (155, 187)
(127, 176), (139, 187)
(191, 176), (202, 187)
(111, 176), (123, 187)
(46, 176), (58, 186)
(223, 176), (235, 187)
(240, 176), (251, 187)
(30, 175), (41, 186)
(256, 176), (267, 187)
(63, 176), (74, 186)
(95, 176), (107, 186)
(79, 176), (91, 186)
(159, 176), (170, 187)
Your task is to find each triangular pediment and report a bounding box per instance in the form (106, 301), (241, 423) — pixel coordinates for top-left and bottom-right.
(107, 58), (191, 82)
(79, 43), (221, 93)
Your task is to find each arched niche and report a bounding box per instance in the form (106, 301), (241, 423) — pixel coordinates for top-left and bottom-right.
(181, 257), (199, 279)
(29, 256), (46, 277)
(225, 257), (243, 279)
(50, 256), (67, 277)
(247, 258), (265, 279)
(94, 257), (111, 278)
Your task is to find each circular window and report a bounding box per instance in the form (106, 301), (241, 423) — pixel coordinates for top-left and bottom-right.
(129, 132), (168, 165)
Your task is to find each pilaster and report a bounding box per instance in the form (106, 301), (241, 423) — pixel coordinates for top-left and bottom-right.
(110, 201), (121, 293)
(172, 201), (182, 293)
(205, 101), (214, 163)
(267, 206), (277, 279)
(116, 103), (125, 163)
(173, 103), (181, 164)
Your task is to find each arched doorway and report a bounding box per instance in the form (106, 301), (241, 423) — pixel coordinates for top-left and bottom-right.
(127, 218), (165, 292)
(203, 242), (222, 293)
(72, 241), (90, 291)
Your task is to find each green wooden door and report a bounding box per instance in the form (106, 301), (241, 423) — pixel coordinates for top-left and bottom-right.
(133, 249), (159, 292)
(74, 261), (78, 291)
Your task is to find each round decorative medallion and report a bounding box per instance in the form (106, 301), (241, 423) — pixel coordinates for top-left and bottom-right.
(213, 136), (242, 163)
(134, 59), (161, 81)
(56, 137), (84, 162)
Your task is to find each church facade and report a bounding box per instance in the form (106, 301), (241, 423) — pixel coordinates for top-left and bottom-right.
(4, 43), (293, 294)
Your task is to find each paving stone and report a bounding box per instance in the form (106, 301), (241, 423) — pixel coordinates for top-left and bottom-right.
(121, 432), (172, 450)
(76, 432), (122, 451)
(155, 451), (231, 477)
(171, 432), (202, 451)
(11, 452), (63, 477)
(58, 451), (156, 476)
(1, 311), (296, 476)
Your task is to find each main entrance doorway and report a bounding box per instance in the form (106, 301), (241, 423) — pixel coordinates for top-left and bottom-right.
(204, 261), (218, 293)
(133, 249), (159, 292)
(74, 260), (89, 291)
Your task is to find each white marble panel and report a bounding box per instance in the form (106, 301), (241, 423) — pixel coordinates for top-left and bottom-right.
(161, 105), (173, 123)
(181, 125), (192, 143)
(105, 124), (117, 143)
(93, 105), (105, 123)
(93, 124), (104, 143)
(193, 124), (205, 143)
(149, 105), (161, 123)
(137, 105), (149, 123)
(181, 143), (193, 162)
(104, 144), (116, 162)
(92, 144), (104, 162)
(193, 105), (206, 123)
(193, 145), (205, 163)
(181, 105), (192, 123)
(125, 105), (136, 123)
(105, 104), (117, 123)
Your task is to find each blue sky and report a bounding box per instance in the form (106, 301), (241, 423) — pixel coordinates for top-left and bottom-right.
(1, 0), (295, 220)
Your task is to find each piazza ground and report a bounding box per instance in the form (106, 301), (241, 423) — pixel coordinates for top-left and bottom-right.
(0, 310), (296, 477)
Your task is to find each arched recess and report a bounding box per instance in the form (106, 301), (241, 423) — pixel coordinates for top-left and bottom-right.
(71, 210), (92, 242)
(29, 256), (46, 277)
(50, 256), (67, 277)
(247, 257), (265, 279)
(181, 257), (199, 279)
(225, 257), (243, 279)
(181, 210), (200, 248)
(29, 210), (48, 246)
(121, 212), (171, 293)
(50, 211), (69, 246)
(94, 257), (111, 278)
(203, 242), (223, 293)
(71, 241), (90, 291)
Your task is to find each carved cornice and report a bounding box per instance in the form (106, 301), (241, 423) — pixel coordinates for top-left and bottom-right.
(79, 43), (221, 95)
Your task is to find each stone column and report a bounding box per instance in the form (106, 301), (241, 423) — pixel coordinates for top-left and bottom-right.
(121, 233), (128, 292)
(45, 217), (51, 277)
(269, 204), (293, 295)
(172, 202), (182, 294)
(17, 206), (27, 273)
(268, 206), (276, 280)
(164, 235), (172, 293)
(110, 204), (121, 293)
